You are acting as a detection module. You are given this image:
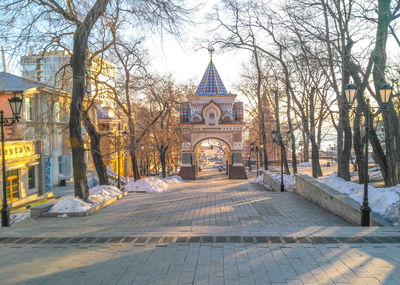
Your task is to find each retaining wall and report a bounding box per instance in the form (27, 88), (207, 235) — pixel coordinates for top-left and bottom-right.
(263, 171), (296, 192)
(295, 174), (391, 226)
(263, 171), (281, 192)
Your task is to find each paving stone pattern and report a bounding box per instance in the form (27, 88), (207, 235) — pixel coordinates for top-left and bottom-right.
(0, 170), (399, 284)
(1, 243), (400, 284)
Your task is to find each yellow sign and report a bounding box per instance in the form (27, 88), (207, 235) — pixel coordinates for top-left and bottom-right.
(1, 141), (34, 160)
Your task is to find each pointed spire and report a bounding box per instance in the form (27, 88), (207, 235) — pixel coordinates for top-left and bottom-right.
(195, 46), (229, 95)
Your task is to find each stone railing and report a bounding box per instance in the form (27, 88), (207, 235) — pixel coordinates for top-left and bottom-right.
(263, 171), (281, 192)
(262, 171), (296, 192)
(295, 174), (392, 226)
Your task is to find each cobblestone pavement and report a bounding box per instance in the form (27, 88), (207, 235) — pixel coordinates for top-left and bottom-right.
(1, 170), (399, 284)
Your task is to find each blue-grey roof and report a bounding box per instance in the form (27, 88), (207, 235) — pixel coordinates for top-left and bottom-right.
(0, 72), (47, 92)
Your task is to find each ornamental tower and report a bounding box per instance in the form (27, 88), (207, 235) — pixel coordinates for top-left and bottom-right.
(178, 47), (247, 179)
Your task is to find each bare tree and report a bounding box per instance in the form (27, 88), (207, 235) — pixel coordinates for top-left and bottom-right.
(0, 0), (193, 199)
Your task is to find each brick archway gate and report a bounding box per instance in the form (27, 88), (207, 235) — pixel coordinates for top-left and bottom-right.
(192, 137), (230, 177)
(178, 50), (247, 180)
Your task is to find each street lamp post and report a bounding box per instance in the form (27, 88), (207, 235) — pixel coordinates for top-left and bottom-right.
(109, 123), (123, 189)
(255, 145), (259, 176)
(1, 94), (24, 227)
(249, 142), (255, 172)
(259, 144), (264, 176)
(344, 83), (392, 226)
(271, 130), (290, 192)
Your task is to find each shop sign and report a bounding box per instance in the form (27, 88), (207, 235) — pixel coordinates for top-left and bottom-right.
(1, 142), (34, 159)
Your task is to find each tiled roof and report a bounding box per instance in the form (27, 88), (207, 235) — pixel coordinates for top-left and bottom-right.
(195, 60), (229, 95)
(0, 72), (47, 92)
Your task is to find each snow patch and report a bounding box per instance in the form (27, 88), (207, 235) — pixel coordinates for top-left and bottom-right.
(50, 184), (123, 214)
(125, 177), (169, 193)
(49, 196), (91, 213)
(162, 175), (183, 184)
(0, 212), (31, 227)
(269, 173), (296, 190)
(89, 185), (121, 204)
(253, 175), (273, 190)
(319, 175), (399, 225)
(253, 175), (264, 184)
(297, 162), (312, 167)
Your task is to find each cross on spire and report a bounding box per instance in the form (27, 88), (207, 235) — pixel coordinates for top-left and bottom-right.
(208, 45), (215, 60)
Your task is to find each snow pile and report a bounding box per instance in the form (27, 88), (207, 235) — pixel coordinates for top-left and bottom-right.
(270, 173), (296, 190)
(0, 212), (31, 227)
(107, 167), (129, 185)
(11, 212), (30, 224)
(319, 175), (399, 225)
(253, 175), (272, 190)
(253, 175), (264, 184)
(162, 175), (183, 184)
(49, 185), (123, 214)
(49, 196), (91, 213)
(87, 172), (99, 188)
(89, 185), (121, 204)
(125, 177), (168, 193)
(297, 162), (312, 167)
(0, 213), (27, 227)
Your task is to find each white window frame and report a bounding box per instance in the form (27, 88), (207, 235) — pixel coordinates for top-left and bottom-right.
(54, 102), (61, 123)
(25, 97), (33, 121)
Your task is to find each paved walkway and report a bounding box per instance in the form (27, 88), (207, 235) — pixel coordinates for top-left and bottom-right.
(0, 170), (399, 284)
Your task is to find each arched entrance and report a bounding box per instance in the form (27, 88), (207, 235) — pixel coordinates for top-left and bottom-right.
(193, 138), (230, 177)
(178, 48), (247, 180)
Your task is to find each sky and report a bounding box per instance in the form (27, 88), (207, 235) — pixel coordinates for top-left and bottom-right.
(1, 1), (249, 98)
(144, 1), (250, 97)
(145, 34), (248, 95)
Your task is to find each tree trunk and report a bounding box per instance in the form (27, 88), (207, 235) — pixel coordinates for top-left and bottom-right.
(273, 90), (290, 175)
(353, 106), (366, 184)
(253, 48), (268, 170)
(317, 110), (324, 151)
(281, 144), (290, 175)
(347, 61), (389, 185)
(373, 0), (400, 186)
(303, 131), (309, 162)
(130, 151), (140, 181)
(286, 84), (297, 174)
(69, 0), (111, 201)
(126, 116), (140, 181)
(337, 96), (351, 180)
(82, 111), (109, 185)
(310, 87), (323, 178)
(160, 146), (168, 178)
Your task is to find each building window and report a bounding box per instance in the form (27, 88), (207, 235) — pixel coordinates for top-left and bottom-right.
(6, 170), (19, 202)
(25, 97), (33, 121)
(28, 166), (35, 189)
(58, 156), (63, 174)
(54, 102), (61, 122)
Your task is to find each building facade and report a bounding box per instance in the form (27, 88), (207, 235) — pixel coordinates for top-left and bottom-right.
(0, 72), (97, 204)
(21, 49), (116, 106)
